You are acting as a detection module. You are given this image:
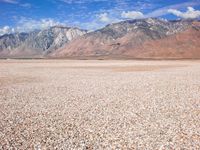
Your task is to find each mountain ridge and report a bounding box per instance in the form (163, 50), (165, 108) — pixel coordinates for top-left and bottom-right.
(0, 26), (87, 58)
(0, 18), (200, 59)
(51, 18), (199, 59)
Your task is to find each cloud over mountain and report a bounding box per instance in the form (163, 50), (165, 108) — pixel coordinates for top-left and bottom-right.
(0, 26), (15, 36)
(15, 18), (65, 32)
(0, 18), (66, 35)
(168, 7), (200, 19)
(121, 11), (144, 19)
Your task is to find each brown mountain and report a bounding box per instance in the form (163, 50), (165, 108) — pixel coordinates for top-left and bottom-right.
(51, 19), (200, 59)
(124, 21), (200, 59)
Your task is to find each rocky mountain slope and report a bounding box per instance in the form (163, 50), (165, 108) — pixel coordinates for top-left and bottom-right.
(0, 26), (87, 58)
(52, 18), (200, 59)
(0, 18), (199, 59)
(125, 22), (200, 58)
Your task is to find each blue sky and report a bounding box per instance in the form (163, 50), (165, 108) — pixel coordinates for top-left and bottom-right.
(0, 0), (200, 35)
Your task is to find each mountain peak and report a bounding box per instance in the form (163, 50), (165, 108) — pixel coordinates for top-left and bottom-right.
(0, 25), (87, 58)
(0, 18), (199, 59)
(51, 18), (200, 59)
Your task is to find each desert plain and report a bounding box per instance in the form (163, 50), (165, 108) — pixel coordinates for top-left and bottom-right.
(0, 59), (200, 149)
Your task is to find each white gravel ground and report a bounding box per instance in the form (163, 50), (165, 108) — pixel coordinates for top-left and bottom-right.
(0, 60), (200, 149)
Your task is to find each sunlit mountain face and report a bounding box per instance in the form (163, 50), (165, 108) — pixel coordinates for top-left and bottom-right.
(0, 19), (199, 59)
(0, 0), (200, 58)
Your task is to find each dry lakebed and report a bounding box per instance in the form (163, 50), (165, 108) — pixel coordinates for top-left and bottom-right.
(0, 59), (200, 149)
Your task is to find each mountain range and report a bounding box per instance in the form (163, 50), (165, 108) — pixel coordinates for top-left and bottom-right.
(0, 26), (87, 58)
(0, 18), (200, 59)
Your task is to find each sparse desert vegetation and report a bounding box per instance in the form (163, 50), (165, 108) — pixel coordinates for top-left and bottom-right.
(0, 59), (200, 149)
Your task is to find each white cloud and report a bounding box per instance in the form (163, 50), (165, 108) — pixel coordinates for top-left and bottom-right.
(146, 1), (200, 18)
(59, 0), (109, 4)
(15, 18), (65, 32)
(0, 26), (15, 36)
(98, 12), (120, 24)
(20, 3), (32, 8)
(0, 0), (18, 4)
(0, 0), (32, 8)
(168, 7), (200, 19)
(121, 11), (144, 19)
(99, 13), (110, 23)
(0, 18), (66, 36)
(120, 5), (200, 20)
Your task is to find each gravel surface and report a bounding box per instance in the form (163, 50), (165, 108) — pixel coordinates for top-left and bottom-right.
(0, 60), (200, 149)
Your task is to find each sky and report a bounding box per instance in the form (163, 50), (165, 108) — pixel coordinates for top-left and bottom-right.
(0, 0), (200, 35)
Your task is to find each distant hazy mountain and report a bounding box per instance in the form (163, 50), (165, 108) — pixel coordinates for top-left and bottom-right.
(52, 18), (200, 59)
(0, 26), (87, 58)
(0, 18), (200, 59)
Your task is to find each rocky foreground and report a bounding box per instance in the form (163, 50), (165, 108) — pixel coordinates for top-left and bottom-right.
(0, 60), (200, 149)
